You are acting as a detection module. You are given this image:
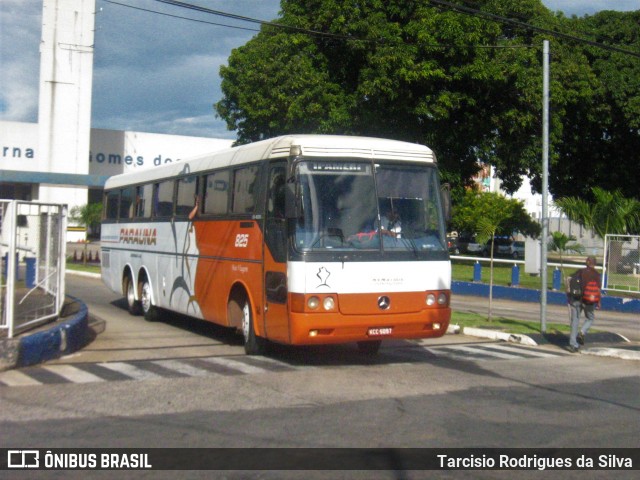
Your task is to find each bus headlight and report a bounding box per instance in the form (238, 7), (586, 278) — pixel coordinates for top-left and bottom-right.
(307, 296), (320, 310)
(426, 291), (449, 307)
(437, 292), (448, 306)
(323, 296), (335, 311)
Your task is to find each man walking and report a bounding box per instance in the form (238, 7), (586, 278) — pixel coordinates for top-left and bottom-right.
(567, 256), (602, 353)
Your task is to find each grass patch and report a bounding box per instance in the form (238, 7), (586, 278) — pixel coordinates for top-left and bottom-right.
(451, 311), (571, 335)
(452, 259), (563, 289)
(66, 261), (101, 275)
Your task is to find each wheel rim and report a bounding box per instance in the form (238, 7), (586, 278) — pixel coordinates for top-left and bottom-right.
(140, 281), (152, 313)
(126, 280), (136, 308)
(241, 301), (251, 342)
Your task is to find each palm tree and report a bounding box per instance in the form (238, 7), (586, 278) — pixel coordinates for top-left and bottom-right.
(476, 212), (511, 322)
(555, 188), (640, 273)
(554, 188), (640, 239)
(548, 231), (584, 285)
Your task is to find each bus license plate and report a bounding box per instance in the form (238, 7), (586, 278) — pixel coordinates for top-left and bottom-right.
(368, 327), (393, 337)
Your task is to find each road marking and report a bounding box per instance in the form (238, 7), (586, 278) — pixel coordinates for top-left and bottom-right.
(97, 362), (164, 381)
(41, 365), (105, 384)
(0, 369), (43, 387)
(199, 356), (267, 374)
(0, 345), (567, 388)
(475, 344), (558, 358)
(151, 359), (214, 377)
(439, 344), (522, 359)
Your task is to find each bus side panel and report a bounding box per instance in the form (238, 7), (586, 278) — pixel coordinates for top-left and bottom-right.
(192, 220), (264, 330)
(151, 222), (203, 319)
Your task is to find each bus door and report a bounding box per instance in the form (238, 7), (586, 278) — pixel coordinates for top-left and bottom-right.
(263, 162), (290, 342)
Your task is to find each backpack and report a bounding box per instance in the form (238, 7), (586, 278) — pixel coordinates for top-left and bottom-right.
(568, 274), (582, 300)
(582, 280), (601, 304)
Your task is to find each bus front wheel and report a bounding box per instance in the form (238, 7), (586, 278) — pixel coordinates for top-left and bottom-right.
(124, 275), (142, 316)
(240, 298), (267, 356)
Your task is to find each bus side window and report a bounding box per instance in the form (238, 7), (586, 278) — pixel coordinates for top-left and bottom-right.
(154, 180), (175, 217)
(267, 168), (286, 219)
(135, 184), (153, 218)
(120, 187), (134, 219)
(232, 165), (259, 214)
(175, 176), (197, 216)
(265, 164), (287, 262)
(104, 190), (119, 220)
(204, 170), (229, 215)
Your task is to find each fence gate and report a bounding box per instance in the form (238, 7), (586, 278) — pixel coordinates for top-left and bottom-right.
(603, 234), (640, 294)
(0, 200), (67, 338)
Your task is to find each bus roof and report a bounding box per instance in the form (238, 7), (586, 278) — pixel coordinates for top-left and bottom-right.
(103, 135), (436, 190)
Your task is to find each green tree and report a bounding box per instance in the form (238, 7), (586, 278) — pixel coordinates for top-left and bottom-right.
(554, 187), (640, 239)
(555, 187), (640, 270)
(216, 1), (639, 199)
(69, 203), (102, 265)
(547, 231), (584, 284)
(549, 11), (640, 200)
(452, 190), (540, 239)
(453, 190), (539, 321)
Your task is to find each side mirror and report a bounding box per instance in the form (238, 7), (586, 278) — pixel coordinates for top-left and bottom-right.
(285, 179), (297, 219)
(441, 183), (452, 224)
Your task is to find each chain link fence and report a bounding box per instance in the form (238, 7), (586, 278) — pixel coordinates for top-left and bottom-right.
(1, 201), (67, 338)
(603, 234), (640, 294)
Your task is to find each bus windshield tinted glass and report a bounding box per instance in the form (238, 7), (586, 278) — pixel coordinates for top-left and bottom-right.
(294, 160), (446, 253)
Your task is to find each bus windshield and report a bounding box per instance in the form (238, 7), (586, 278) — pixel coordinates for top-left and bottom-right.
(294, 160), (447, 253)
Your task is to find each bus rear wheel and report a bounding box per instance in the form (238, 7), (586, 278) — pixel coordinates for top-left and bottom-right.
(357, 340), (382, 355)
(124, 275), (141, 316)
(139, 278), (159, 322)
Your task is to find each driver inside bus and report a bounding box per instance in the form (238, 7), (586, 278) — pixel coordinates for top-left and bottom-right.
(379, 202), (401, 238)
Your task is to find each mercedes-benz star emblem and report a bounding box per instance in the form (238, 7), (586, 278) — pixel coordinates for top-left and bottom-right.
(377, 296), (391, 310)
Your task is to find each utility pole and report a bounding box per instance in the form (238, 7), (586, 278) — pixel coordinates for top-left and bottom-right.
(540, 40), (550, 333)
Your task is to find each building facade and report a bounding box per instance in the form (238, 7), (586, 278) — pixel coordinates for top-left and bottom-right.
(0, 0), (231, 241)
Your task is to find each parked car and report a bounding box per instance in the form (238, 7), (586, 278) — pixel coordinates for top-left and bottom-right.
(447, 235), (460, 254)
(466, 237), (487, 255)
(616, 250), (640, 274)
(496, 240), (525, 259)
(455, 233), (475, 254)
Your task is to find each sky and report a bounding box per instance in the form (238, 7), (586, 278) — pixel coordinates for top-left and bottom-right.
(1, 0), (638, 140)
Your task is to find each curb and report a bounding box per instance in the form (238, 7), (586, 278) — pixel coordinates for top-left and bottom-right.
(447, 324), (537, 345)
(446, 324), (640, 360)
(0, 296), (91, 371)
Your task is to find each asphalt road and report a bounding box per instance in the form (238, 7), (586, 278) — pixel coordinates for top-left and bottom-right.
(0, 275), (637, 479)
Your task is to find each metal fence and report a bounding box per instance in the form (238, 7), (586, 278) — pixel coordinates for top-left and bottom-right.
(0, 200), (67, 338)
(603, 234), (640, 294)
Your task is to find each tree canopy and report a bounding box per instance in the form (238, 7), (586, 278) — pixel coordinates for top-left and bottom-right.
(216, 1), (639, 200)
(451, 190), (540, 238)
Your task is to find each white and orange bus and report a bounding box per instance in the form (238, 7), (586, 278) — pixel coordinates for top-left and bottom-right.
(101, 135), (451, 354)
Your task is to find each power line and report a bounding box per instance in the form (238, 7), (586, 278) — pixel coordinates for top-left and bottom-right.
(102, 0), (260, 33)
(427, 0), (640, 58)
(107, 0), (533, 51)
(108, 0), (640, 58)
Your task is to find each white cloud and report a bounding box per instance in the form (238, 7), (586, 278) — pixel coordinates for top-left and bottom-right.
(0, 0), (41, 121)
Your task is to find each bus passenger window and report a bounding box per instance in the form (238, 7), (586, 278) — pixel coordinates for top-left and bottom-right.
(135, 184), (153, 218)
(104, 190), (119, 220)
(232, 166), (259, 214)
(204, 170), (229, 215)
(154, 180), (175, 217)
(119, 187), (134, 219)
(175, 176), (197, 216)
